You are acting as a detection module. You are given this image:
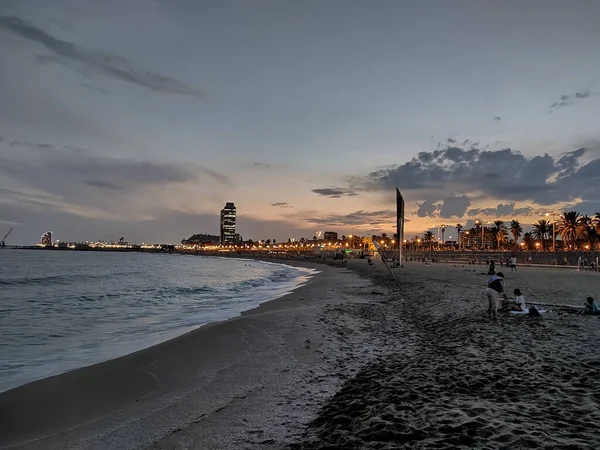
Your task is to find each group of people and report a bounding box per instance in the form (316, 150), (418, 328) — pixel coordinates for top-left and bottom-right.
(485, 272), (600, 320)
(486, 257), (517, 276)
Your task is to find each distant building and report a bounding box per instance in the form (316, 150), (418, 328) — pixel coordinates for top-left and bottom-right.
(41, 231), (52, 246)
(182, 234), (220, 246)
(324, 231), (338, 242)
(220, 202), (237, 244)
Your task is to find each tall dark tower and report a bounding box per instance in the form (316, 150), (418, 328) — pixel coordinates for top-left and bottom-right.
(396, 188), (405, 260)
(220, 202), (236, 244)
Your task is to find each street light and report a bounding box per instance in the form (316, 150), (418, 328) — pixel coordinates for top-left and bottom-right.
(546, 212), (559, 252)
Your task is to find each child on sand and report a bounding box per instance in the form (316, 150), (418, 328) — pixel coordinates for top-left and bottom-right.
(585, 297), (599, 315)
(500, 288), (526, 312)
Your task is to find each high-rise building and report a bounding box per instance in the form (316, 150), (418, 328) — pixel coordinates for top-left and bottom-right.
(220, 202), (236, 244)
(324, 231), (338, 242)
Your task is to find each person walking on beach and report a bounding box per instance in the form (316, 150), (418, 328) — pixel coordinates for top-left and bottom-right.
(486, 272), (507, 321)
(509, 256), (517, 273)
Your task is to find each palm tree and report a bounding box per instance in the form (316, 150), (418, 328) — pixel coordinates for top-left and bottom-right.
(422, 231), (435, 250)
(510, 220), (523, 249)
(496, 229), (509, 249)
(522, 232), (534, 250)
(491, 220), (507, 249)
(532, 219), (551, 249)
(556, 211), (581, 250)
(579, 215), (597, 249)
(455, 224), (463, 249)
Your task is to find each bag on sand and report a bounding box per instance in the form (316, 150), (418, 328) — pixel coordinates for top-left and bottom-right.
(529, 306), (541, 317)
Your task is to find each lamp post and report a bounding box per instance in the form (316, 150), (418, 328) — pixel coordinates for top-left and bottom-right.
(475, 220), (481, 250)
(545, 212), (558, 252)
(441, 225), (446, 249)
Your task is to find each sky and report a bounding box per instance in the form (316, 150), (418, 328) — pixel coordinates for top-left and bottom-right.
(1, 0), (600, 244)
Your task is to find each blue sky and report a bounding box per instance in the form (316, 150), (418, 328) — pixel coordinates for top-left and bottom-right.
(1, 0), (600, 244)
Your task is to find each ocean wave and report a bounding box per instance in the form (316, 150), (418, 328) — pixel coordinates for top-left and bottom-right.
(0, 271), (141, 287)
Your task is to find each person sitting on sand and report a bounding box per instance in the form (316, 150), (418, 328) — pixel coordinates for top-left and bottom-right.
(486, 272), (507, 320)
(585, 296), (600, 315)
(500, 288), (526, 312)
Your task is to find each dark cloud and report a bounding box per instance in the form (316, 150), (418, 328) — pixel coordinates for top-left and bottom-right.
(467, 203), (535, 217)
(549, 91), (592, 109)
(416, 200), (439, 217)
(252, 162), (270, 169)
(0, 16), (202, 98)
(493, 116), (502, 121)
(81, 180), (123, 190)
(303, 209), (396, 227)
(2, 138), (231, 188)
(311, 187), (357, 198)
(353, 144), (600, 206)
(271, 202), (292, 208)
(447, 138), (456, 144)
(343, 142), (600, 220)
(438, 195), (471, 218)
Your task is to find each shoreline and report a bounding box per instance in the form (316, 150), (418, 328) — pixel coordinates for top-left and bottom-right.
(0, 256), (318, 394)
(0, 260), (385, 450)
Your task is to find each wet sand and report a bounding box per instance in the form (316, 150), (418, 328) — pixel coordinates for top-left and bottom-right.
(291, 260), (600, 449)
(3, 258), (600, 449)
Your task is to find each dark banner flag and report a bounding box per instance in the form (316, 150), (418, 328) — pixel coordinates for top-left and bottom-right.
(396, 188), (405, 258)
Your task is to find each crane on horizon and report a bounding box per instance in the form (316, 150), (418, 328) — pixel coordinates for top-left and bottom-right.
(1, 228), (13, 247)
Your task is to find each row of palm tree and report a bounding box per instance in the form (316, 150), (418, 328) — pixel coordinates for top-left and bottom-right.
(423, 212), (600, 250)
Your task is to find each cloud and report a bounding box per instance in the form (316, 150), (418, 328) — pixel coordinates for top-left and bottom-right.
(2, 138), (231, 188)
(342, 142), (600, 220)
(0, 138), (232, 229)
(416, 200), (439, 217)
(303, 209), (397, 227)
(438, 195), (471, 218)
(311, 187), (358, 198)
(467, 203), (536, 217)
(447, 138), (456, 144)
(81, 180), (123, 190)
(549, 90), (593, 109)
(415, 195), (469, 219)
(271, 202), (292, 208)
(493, 116), (502, 121)
(0, 16), (202, 98)
(252, 162), (270, 169)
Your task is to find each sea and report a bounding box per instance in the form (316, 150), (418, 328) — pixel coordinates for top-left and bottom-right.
(0, 250), (317, 392)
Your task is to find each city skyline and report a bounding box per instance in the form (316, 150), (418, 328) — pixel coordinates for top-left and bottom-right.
(1, 1), (600, 244)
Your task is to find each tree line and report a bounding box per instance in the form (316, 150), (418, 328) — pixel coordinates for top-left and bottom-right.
(415, 211), (600, 251)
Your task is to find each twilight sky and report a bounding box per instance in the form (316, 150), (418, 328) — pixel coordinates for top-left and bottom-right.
(1, 0), (600, 244)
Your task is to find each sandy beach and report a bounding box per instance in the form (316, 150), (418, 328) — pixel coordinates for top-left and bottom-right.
(292, 259), (600, 449)
(2, 257), (600, 449)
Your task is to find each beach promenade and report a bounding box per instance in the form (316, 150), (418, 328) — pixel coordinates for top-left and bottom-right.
(2, 258), (600, 449)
